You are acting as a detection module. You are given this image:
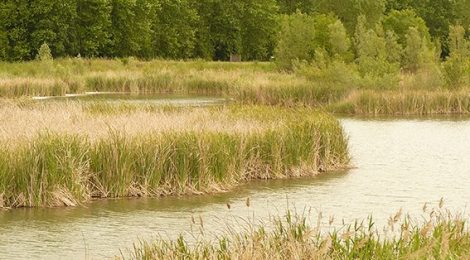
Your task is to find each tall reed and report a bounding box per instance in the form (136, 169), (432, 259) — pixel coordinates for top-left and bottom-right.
(2, 59), (470, 115)
(329, 90), (470, 115)
(126, 206), (470, 259)
(0, 105), (349, 208)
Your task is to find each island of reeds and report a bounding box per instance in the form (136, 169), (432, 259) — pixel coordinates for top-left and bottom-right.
(0, 102), (349, 208)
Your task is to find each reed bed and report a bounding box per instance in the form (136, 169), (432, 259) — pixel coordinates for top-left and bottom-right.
(329, 90), (470, 115)
(2, 59), (470, 115)
(126, 205), (470, 259)
(0, 103), (349, 208)
(0, 59), (284, 98)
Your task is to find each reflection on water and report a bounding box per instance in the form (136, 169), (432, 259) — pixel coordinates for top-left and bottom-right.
(1, 118), (470, 259)
(32, 92), (229, 106)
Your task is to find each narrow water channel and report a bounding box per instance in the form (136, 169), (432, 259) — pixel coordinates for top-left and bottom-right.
(33, 92), (229, 106)
(1, 117), (470, 259)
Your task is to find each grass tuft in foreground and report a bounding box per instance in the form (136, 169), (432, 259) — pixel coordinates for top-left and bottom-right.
(126, 205), (470, 259)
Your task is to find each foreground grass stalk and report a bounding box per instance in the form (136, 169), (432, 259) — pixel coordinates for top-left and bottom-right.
(125, 206), (470, 259)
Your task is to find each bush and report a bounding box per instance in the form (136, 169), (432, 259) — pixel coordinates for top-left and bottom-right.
(36, 43), (53, 62)
(443, 56), (469, 89)
(298, 60), (359, 102)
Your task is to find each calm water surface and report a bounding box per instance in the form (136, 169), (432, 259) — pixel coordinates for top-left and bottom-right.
(1, 118), (470, 259)
(33, 92), (229, 106)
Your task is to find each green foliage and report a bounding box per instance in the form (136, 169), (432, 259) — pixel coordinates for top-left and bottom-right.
(383, 9), (430, 46)
(328, 20), (352, 61)
(311, 14), (338, 53)
(0, 0), (464, 62)
(403, 27), (436, 73)
(36, 43), (53, 61)
(239, 0), (279, 61)
(0, 1), (32, 61)
(299, 60), (360, 102)
(354, 16), (400, 89)
(76, 0), (112, 57)
(152, 0), (199, 59)
(275, 12), (353, 70)
(413, 0), (457, 57)
(443, 25), (470, 89)
(316, 0), (386, 34)
(384, 30), (403, 63)
(276, 0), (316, 14)
(206, 1), (245, 60)
(275, 12), (316, 70)
(456, 0), (470, 36)
(30, 0), (78, 58)
(110, 0), (153, 57)
(385, 0), (413, 13)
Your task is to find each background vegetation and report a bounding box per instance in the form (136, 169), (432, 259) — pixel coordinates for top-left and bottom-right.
(0, 0), (468, 62)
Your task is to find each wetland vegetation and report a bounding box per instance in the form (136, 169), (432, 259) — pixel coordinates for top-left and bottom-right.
(0, 103), (348, 208)
(0, 0), (469, 258)
(1, 58), (470, 115)
(128, 205), (470, 260)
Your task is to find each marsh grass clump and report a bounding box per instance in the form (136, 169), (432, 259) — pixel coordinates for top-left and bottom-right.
(126, 205), (470, 260)
(329, 90), (470, 115)
(0, 104), (349, 208)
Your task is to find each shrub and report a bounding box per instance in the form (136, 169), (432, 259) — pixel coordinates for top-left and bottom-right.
(36, 43), (53, 62)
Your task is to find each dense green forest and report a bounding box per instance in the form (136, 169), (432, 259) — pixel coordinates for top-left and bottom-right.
(0, 0), (468, 62)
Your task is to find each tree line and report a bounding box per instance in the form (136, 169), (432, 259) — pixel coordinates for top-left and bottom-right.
(0, 0), (468, 62)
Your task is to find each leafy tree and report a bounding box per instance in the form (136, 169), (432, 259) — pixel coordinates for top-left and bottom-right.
(29, 0), (78, 58)
(403, 27), (436, 72)
(190, 0), (214, 59)
(275, 12), (316, 70)
(207, 1), (244, 60)
(316, 0), (386, 34)
(384, 30), (403, 64)
(76, 0), (112, 57)
(355, 16), (400, 88)
(311, 14), (337, 52)
(133, 0), (157, 59)
(0, 2), (8, 60)
(383, 9), (430, 46)
(152, 0), (199, 59)
(412, 0), (457, 57)
(456, 0), (470, 36)
(276, 0), (316, 14)
(355, 20), (387, 68)
(328, 20), (352, 61)
(110, 0), (138, 57)
(443, 25), (469, 88)
(0, 1), (32, 61)
(384, 0), (413, 13)
(240, 0), (279, 60)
